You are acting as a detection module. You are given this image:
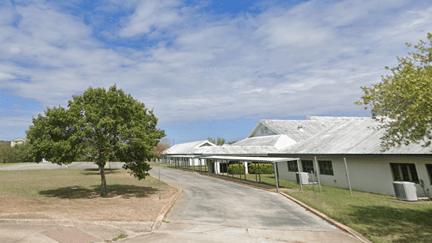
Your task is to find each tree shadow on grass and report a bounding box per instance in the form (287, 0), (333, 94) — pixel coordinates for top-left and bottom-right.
(349, 204), (432, 243)
(39, 184), (158, 199)
(80, 168), (121, 176)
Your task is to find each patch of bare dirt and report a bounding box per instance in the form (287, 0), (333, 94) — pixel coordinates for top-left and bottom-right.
(0, 184), (179, 222)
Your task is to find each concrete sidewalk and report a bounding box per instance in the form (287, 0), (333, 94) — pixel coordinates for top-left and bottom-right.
(0, 219), (153, 243)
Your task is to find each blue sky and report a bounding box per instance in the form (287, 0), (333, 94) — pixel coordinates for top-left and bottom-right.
(1, 0), (431, 144)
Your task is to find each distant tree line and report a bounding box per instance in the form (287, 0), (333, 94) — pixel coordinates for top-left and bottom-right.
(0, 141), (36, 163)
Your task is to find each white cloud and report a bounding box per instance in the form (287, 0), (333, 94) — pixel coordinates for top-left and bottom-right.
(119, 0), (184, 37)
(1, 0), (432, 139)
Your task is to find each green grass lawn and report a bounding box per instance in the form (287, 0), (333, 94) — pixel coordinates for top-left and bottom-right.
(0, 168), (165, 199)
(152, 163), (432, 243)
(285, 184), (432, 243)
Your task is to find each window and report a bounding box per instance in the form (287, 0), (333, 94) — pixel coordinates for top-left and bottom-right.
(318, 161), (334, 175)
(287, 161), (298, 172)
(302, 160), (314, 173)
(426, 164), (432, 185)
(390, 163), (419, 183)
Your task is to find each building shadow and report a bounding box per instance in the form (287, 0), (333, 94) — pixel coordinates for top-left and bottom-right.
(38, 184), (158, 199)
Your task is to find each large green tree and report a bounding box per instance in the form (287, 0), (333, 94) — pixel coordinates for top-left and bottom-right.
(27, 85), (165, 196)
(356, 33), (432, 151)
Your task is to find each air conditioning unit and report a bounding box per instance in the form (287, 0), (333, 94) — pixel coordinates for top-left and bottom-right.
(393, 181), (418, 201)
(296, 172), (310, 185)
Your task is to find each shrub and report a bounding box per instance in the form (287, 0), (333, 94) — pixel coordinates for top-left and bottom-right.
(15, 142), (35, 162)
(228, 163), (245, 174)
(0, 141), (17, 163)
(0, 141), (36, 163)
(248, 163), (274, 174)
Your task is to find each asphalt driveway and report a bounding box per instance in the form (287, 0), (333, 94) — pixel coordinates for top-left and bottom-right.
(125, 167), (361, 243)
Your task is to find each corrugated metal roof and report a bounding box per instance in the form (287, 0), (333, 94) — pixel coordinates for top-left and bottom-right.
(164, 140), (215, 154)
(231, 135), (293, 147)
(164, 116), (432, 157)
(249, 119), (344, 142)
(276, 117), (432, 154)
(192, 145), (279, 155)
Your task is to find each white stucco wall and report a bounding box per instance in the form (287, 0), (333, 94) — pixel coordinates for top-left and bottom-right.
(277, 157), (432, 197)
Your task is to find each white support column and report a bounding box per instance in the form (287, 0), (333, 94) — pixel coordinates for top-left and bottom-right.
(215, 161), (220, 174)
(344, 157), (353, 196)
(273, 162), (279, 193)
(297, 159), (303, 190)
(244, 162), (249, 174)
(313, 157), (322, 192)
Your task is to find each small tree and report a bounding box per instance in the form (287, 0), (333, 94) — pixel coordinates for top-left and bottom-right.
(356, 33), (432, 150)
(160, 138), (171, 147)
(27, 85), (165, 196)
(208, 137), (226, 146)
(152, 142), (170, 159)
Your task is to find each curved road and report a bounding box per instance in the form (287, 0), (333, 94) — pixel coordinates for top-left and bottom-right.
(128, 167), (361, 243)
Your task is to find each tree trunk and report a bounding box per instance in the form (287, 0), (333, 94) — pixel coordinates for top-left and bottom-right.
(99, 164), (107, 196)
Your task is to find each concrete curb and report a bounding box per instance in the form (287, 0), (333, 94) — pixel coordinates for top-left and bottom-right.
(279, 192), (372, 243)
(0, 218), (154, 231)
(151, 188), (183, 231)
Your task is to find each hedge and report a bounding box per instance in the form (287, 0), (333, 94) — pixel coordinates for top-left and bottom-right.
(248, 163), (274, 174)
(227, 163), (275, 174)
(227, 164), (245, 174)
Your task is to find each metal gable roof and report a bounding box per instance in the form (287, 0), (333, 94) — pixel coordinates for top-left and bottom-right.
(248, 118), (344, 142)
(275, 117), (432, 155)
(191, 145), (279, 155)
(164, 140), (215, 154)
(231, 134), (297, 149)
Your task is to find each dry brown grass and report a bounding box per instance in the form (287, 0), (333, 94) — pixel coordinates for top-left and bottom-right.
(0, 168), (179, 222)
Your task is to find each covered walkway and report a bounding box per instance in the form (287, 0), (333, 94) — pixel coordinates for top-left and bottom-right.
(159, 155), (301, 192)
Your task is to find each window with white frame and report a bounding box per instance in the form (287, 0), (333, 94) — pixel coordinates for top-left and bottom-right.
(390, 163), (419, 183)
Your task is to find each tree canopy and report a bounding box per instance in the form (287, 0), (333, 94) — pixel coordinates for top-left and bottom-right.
(207, 137), (226, 146)
(356, 33), (432, 150)
(27, 85), (165, 196)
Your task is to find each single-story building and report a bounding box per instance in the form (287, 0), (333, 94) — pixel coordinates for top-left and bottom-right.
(162, 140), (216, 167)
(162, 116), (432, 199)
